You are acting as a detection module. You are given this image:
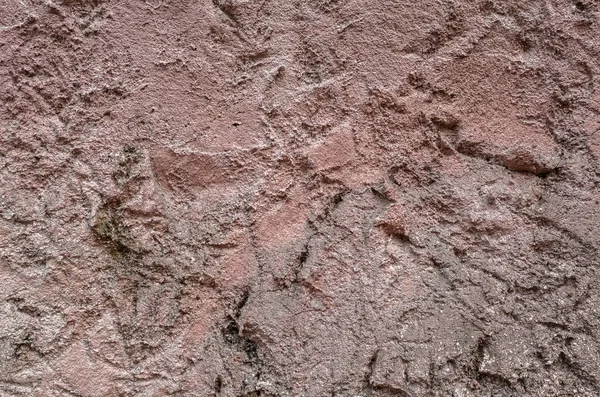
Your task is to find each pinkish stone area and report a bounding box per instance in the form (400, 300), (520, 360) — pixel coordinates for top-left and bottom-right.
(1, 1), (600, 396)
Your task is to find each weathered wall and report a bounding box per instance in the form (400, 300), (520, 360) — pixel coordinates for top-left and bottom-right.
(1, 0), (600, 396)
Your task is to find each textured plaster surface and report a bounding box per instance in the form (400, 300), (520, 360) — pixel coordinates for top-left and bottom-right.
(1, 0), (600, 396)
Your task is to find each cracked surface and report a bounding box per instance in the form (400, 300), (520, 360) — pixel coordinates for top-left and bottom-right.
(1, 0), (600, 396)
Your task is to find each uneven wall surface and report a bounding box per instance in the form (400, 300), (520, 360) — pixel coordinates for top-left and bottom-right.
(1, 1), (600, 396)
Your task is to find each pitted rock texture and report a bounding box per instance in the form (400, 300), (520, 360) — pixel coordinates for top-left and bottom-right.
(1, 1), (600, 396)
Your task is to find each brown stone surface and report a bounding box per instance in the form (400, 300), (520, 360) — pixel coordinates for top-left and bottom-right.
(1, 1), (600, 396)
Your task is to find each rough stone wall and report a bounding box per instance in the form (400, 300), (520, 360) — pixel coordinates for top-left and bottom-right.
(1, 0), (600, 396)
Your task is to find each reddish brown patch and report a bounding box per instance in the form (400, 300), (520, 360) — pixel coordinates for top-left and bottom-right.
(217, 237), (259, 291)
(151, 149), (234, 191)
(183, 301), (217, 347)
(378, 203), (410, 237)
(254, 186), (310, 248)
(54, 341), (122, 397)
(438, 154), (469, 177)
(308, 126), (356, 171)
(441, 55), (561, 173)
